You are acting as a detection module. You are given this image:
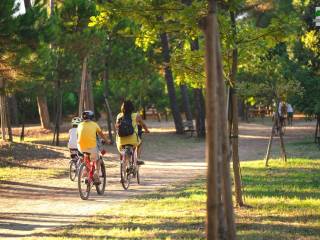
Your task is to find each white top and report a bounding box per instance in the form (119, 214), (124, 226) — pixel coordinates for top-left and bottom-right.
(287, 104), (293, 113)
(68, 128), (78, 149)
(278, 102), (285, 115)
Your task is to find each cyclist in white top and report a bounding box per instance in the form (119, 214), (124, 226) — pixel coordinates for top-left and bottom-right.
(287, 103), (294, 126)
(68, 117), (81, 150)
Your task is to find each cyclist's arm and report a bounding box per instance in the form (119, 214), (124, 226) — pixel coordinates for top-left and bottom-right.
(136, 114), (150, 133)
(97, 129), (108, 142)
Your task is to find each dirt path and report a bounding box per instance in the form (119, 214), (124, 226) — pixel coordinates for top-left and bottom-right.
(0, 120), (316, 239)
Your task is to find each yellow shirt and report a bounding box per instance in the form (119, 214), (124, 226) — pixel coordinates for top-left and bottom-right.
(116, 113), (140, 151)
(77, 121), (101, 150)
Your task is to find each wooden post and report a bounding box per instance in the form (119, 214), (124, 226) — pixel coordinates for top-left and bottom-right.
(265, 122), (276, 166)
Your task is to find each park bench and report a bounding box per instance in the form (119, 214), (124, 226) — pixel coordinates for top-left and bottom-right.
(145, 107), (161, 122)
(183, 120), (195, 137)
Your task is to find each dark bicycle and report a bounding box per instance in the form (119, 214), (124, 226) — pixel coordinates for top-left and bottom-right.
(120, 145), (140, 190)
(69, 149), (83, 181)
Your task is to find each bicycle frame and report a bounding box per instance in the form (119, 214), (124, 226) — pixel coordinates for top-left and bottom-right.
(84, 154), (96, 184)
(120, 146), (137, 169)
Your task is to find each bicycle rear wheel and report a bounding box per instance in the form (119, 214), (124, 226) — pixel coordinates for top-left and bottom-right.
(120, 158), (130, 190)
(96, 159), (106, 195)
(78, 163), (91, 200)
(69, 160), (77, 181)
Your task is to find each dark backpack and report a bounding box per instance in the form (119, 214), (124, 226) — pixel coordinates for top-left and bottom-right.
(117, 114), (134, 137)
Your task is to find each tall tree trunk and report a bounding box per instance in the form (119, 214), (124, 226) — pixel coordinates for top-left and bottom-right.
(87, 70), (94, 111)
(190, 39), (206, 137)
(193, 88), (206, 137)
(204, 8), (219, 238)
(315, 114), (320, 143)
(8, 94), (19, 125)
(24, 0), (31, 9)
(215, 20), (237, 240)
(79, 57), (94, 114)
(229, 10), (244, 207)
(0, 78), (12, 141)
(180, 84), (193, 122)
(0, 94), (7, 140)
(159, 29), (183, 134)
(204, 0), (237, 239)
(52, 79), (62, 146)
(103, 61), (115, 143)
(37, 95), (51, 129)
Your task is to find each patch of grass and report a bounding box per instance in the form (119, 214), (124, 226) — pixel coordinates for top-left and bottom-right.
(25, 157), (320, 240)
(0, 166), (66, 181)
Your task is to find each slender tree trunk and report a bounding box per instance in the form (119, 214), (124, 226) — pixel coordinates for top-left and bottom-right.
(180, 84), (193, 122)
(6, 97), (13, 141)
(215, 20), (237, 240)
(229, 10), (244, 207)
(8, 94), (19, 125)
(315, 115), (320, 143)
(79, 57), (94, 114)
(204, 1), (237, 239)
(20, 111), (25, 142)
(265, 122), (275, 166)
(87, 70), (94, 111)
(159, 29), (183, 134)
(279, 126), (287, 162)
(0, 78), (12, 141)
(193, 88), (206, 137)
(52, 81), (62, 146)
(190, 39), (206, 137)
(204, 7), (219, 238)
(0, 94), (7, 140)
(24, 0), (31, 9)
(37, 95), (51, 129)
(103, 62), (115, 143)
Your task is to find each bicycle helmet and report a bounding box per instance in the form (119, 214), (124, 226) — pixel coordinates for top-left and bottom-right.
(82, 110), (94, 120)
(71, 117), (82, 126)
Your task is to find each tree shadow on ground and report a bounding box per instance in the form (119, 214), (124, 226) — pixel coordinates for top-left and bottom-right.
(0, 142), (66, 167)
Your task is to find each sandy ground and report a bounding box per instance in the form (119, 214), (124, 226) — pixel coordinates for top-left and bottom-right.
(0, 120), (316, 239)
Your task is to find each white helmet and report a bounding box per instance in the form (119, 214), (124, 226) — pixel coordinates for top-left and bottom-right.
(71, 117), (82, 126)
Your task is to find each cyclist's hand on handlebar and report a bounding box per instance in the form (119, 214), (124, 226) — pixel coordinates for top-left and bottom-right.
(145, 129), (150, 133)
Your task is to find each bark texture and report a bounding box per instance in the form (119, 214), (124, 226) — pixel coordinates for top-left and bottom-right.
(79, 57), (94, 114)
(37, 95), (51, 129)
(229, 10), (244, 207)
(180, 84), (193, 122)
(190, 39), (206, 137)
(204, 0), (237, 239)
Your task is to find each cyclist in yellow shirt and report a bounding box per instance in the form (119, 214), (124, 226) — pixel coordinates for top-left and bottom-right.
(115, 100), (149, 165)
(77, 110), (109, 183)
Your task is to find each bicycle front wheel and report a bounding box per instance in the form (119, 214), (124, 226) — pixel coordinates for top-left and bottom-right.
(69, 160), (77, 181)
(96, 160), (106, 195)
(78, 163), (91, 200)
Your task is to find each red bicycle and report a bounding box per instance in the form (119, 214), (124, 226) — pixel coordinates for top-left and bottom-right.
(78, 149), (106, 200)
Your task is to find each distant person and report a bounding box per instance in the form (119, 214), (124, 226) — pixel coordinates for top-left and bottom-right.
(68, 117), (82, 153)
(77, 110), (109, 184)
(278, 101), (287, 123)
(287, 103), (294, 126)
(115, 100), (149, 165)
